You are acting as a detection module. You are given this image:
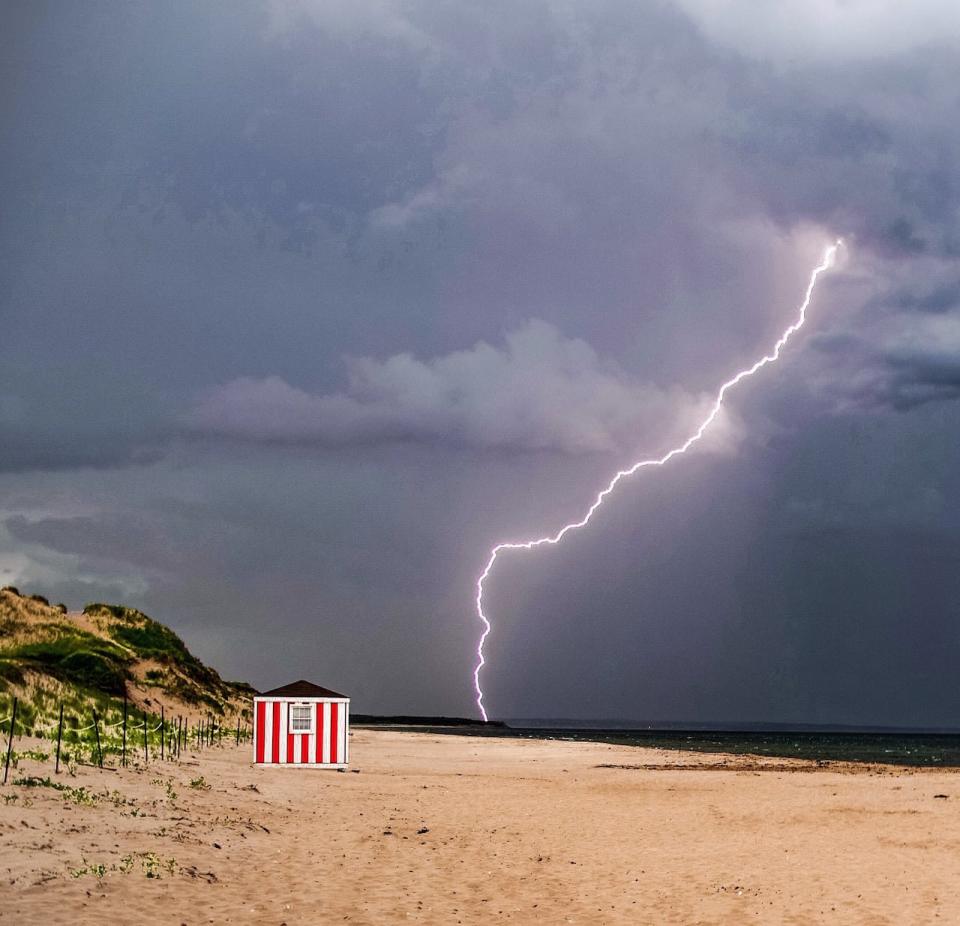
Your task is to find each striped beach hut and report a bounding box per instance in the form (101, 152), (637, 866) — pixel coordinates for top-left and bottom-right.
(253, 680), (350, 768)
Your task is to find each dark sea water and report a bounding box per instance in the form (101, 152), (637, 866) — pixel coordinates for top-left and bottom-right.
(501, 726), (960, 767)
(356, 716), (960, 767)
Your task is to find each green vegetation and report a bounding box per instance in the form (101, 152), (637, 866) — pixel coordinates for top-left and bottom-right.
(71, 861), (107, 881)
(13, 775), (70, 791)
(10, 748), (49, 765)
(12, 776), (96, 805)
(152, 777), (178, 801)
(6, 635), (129, 695)
(82, 602), (252, 710)
(0, 587), (252, 745)
(71, 854), (177, 881)
(88, 602), (216, 681)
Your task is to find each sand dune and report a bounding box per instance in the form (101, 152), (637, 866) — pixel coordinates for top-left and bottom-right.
(2, 728), (960, 923)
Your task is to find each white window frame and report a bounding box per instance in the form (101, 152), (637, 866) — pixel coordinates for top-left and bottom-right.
(288, 702), (314, 734)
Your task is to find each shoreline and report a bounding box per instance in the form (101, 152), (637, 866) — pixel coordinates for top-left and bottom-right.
(354, 722), (960, 768)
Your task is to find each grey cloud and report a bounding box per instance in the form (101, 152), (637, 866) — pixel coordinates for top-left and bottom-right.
(186, 320), (708, 454)
(809, 311), (960, 411)
(880, 318), (960, 409)
(895, 280), (960, 314)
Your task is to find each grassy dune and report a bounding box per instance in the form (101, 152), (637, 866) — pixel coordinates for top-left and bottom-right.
(0, 587), (253, 758)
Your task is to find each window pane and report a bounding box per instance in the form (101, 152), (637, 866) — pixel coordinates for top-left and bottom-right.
(290, 704), (313, 732)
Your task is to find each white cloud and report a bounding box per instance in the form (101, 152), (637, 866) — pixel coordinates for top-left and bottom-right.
(187, 320), (717, 455)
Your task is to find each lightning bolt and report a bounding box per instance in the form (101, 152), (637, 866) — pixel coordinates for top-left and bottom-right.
(473, 240), (843, 721)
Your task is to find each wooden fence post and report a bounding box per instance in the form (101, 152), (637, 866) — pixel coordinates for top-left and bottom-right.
(122, 691), (128, 768)
(3, 697), (18, 785)
(160, 705), (165, 762)
(236, 716), (240, 747)
(142, 710), (148, 763)
(55, 703), (64, 774)
(92, 709), (104, 769)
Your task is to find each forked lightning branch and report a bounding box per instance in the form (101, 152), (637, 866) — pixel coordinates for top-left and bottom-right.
(472, 240), (844, 721)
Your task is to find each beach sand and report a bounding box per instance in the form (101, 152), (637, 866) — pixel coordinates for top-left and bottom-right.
(2, 728), (960, 924)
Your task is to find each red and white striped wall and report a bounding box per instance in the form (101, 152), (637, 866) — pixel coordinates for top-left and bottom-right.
(253, 697), (349, 767)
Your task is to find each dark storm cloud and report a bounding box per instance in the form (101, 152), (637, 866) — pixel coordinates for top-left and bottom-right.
(894, 279), (960, 314)
(807, 307), (960, 412)
(868, 322), (960, 410)
(3, 1), (960, 720)
(0, 366), (168, 473)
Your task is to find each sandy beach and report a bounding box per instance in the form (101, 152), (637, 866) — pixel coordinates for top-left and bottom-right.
(2, 728), (960, 924)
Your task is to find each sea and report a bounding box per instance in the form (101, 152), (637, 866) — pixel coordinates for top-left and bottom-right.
(495, 720), (960, 766)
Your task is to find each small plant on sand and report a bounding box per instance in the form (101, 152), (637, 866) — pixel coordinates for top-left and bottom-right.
(13, 775), (68, 792)
(189, 775), (210, 790)
(65, 786), (98, 807)
(66, 756), (78, 777)
(2, 794), (18, 805)
(70, 860), (107, 882)
(151, 777), (177, 801)
(11, 748), (49, 764)
(140, 852), (177, 878)
(111, 852), (177, 878)
(13, 776), (103, 807)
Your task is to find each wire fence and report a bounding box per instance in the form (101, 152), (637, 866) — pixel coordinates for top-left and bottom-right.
(1, 695), (252, 784)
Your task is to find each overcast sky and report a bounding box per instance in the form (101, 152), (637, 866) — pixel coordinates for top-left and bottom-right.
(3, 1), (960, 724)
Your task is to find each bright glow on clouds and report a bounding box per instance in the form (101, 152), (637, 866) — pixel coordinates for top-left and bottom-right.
(677, 0), (960, 60)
